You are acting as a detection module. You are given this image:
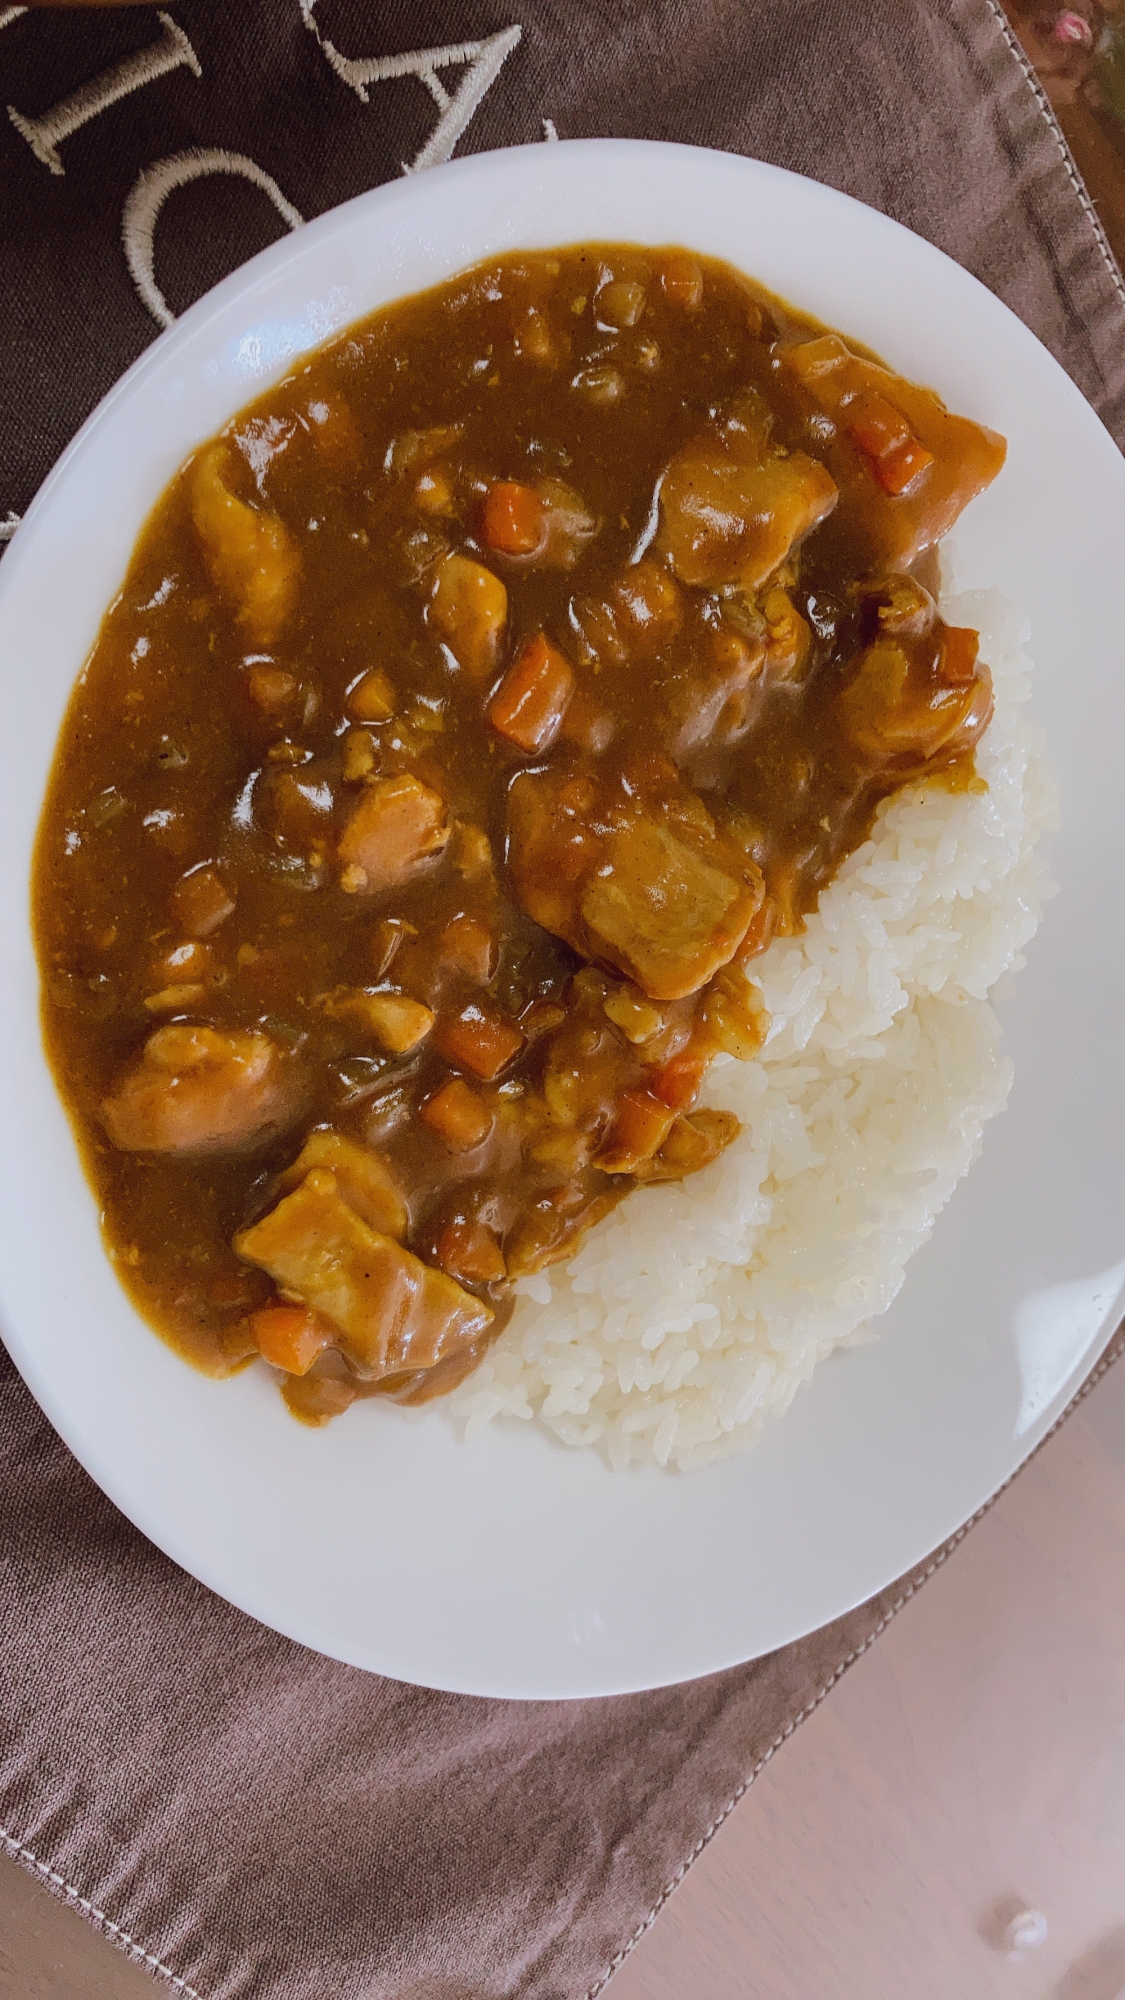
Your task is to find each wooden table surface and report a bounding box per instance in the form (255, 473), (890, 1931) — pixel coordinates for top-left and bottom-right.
(5, 9), (1125, 1997)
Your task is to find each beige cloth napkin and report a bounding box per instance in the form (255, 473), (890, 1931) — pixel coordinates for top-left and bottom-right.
(1, 3), (1123, 1995)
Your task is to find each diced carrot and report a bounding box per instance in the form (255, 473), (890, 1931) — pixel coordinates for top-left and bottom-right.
(481, 481), (547, 557)
(598, 1088), (677, 1173)
(421, 1078), (495, 1151)
(938, 625), (980, 685)
(660, 253), (704, 309)
(249, 1301), (335, 1376)
(845, 390), (911, 461)
(435, 1217), (506, 1283)
(875, 437), (934, 495)
(170, 865), (236, 939)
(434, 1001), (525, 1080)
(843, 390), (934, 496)
(437, 914), (496, 983)
(651, 1042), (710, 1112)
(486, 632), (575, 752)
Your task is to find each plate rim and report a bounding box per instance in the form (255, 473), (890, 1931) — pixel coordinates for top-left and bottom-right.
(3, 136), (1124, 1698)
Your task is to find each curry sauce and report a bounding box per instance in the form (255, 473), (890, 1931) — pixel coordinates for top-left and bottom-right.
(32, 245), (1004, 1424)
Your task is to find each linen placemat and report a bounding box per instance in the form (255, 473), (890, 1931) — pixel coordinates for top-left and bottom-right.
(2, 4), (1123, 1997)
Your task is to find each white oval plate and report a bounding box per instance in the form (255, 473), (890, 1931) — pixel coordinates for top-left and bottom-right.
(2, 141), (1123, 1700)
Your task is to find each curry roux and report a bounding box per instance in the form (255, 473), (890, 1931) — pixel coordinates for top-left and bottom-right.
(32, 246), (1004, 1424)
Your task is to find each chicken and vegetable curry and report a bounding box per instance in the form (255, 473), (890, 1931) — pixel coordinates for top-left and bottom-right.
(33, 245), (1005, 1424)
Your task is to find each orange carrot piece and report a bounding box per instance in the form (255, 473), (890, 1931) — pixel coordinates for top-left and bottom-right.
(844, 391), (934, 496)
(434, 1001), (525, 1080)
(651, 1044), (709, 1112)
(938, 625), (980, 686)
(420, 1078), (495, 1151)
(844, 390), (911, 461)
(734, 895), (777, 964)
(250, 1301), (335, 1376)
(486, 632), (575, 752)
(598, 1088), (677, 1173)
(875, 437), (934, 495)
(482, 481), (547, 557)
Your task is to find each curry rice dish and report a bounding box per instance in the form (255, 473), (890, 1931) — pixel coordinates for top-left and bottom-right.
(33, 245), (1051, 1465)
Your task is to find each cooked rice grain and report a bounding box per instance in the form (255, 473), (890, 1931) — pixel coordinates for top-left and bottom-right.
(447, 584), (1056, 1469)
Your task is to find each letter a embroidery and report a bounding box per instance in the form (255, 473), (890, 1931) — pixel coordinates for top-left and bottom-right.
(300, 6), (522, 172)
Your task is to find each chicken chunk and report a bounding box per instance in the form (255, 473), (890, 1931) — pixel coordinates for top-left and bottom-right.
(572, 557), (682, 669)
(662, 624), (765, 765)
(102, 1024), (301, 1156)
(779, 335), (1006, 567)
(234, 1169), (492, 1379)
(506, 766), (765, 1001)
(836, 576), (994, 769)
(537, 477), (598, 568)
(583, 819), (759, 1000)
(633, 1106), (741, 1182)
(656, 390), (837, 592)
(837, 633), (993, 767)
(320, 986), (435, 1053)
(337, 773), (449, 893)
(427, 552), (507, 679)
(190, 445), (300, 644)
(278, 1129), (407, 1237)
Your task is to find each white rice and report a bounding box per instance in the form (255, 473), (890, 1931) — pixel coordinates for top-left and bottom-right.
(447, 579), (1056, 1470)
